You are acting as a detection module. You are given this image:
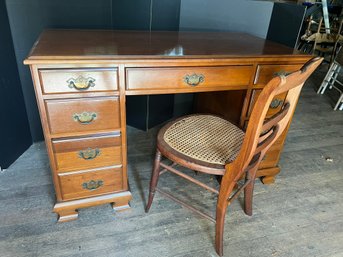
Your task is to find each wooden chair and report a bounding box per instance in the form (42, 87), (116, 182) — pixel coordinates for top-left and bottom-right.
(299, 15), (320, 52)
(310, 17), (343, 64)
(300, 16), (343, 63)
(318, 46), (343, 110)
(145, 57), (322, 256)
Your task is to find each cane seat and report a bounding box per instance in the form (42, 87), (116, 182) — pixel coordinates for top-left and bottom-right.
(161, 115), (244, 166)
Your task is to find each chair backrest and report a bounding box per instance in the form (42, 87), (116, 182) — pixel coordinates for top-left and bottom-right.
(225, 57), (323, 182)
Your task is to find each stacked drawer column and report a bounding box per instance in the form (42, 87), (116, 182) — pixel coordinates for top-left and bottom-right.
(247, 63), (304, 184)
(30, 66), (131, 222)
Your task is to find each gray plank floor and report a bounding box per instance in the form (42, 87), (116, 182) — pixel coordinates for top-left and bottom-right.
(1, 66), (343, 257)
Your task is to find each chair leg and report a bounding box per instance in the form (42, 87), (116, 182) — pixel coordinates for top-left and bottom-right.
(244, 166), (258, 216)
(145, 149), (162, 213)
(215, 199), (229, 257)
(318, 63), (337, 94)
(334, 93), (343, 110)
(244, 183), (254, 216)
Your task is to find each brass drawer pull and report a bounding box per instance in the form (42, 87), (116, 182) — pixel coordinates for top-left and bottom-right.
(78, 148), (101, 160)
(184, 73), (205, 86)
(67, 75), (96, 90)
(270, 99), (283, 109)
(73, 112), (97, 124)
(82, 180), (104, 191)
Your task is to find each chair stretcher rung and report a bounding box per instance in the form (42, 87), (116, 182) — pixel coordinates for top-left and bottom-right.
(159, 162), (177, 175)
(159, 162), (219, 195)
(334, 80), (343, 86)
(156, 188), (216, 223)
(228, 179), (251, 204)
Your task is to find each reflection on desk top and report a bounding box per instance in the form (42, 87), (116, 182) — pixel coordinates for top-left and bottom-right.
(25, 29), (309, 63)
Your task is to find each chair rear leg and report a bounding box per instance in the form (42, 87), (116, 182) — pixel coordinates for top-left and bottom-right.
(244, 166), (259, 216)
(145, 149), (162, 212)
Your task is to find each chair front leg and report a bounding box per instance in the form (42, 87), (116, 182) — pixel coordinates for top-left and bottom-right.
(145, 149), (162, 212)
(215, 197), (229, 257)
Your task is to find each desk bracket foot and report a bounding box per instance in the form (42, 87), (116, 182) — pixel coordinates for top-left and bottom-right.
(112, 198), (131, 212)
(56, 209), (79, 223)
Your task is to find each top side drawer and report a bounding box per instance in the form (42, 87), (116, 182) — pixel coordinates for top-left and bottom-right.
(126, 66), (254, 93)
(254, 64), (303, 86)
(39, 68), (118, 94)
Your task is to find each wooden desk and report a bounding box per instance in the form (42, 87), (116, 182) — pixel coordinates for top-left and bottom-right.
(24, 30), (310, 222)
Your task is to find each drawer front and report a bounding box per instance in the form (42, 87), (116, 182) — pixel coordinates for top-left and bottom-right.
(126, 66), (253, 92)
(254, 64), (302, 85)
(46, 97), (120, 136)
(247, 90), (288, 118)
(53, 134), (122, 172)
(59, 167), (123, 201)
(39, 68), (118, 94)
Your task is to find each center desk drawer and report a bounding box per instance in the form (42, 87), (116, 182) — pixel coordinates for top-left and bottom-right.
(58, 167), (123, 201)
(39, 68), (118, 94)
(126, 66), (253, 92)
(52, 133), (122, 172)
(45, 97), (120, 136)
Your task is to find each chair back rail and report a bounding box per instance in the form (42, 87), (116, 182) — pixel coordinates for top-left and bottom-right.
(220, 57), (323, 200)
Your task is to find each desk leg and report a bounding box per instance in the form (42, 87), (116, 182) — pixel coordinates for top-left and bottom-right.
(111, 196), (131, 212)
(53, 191), (132, 222)
(56, 209), (79, 223)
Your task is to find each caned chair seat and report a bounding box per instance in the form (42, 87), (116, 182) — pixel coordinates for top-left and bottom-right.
(161, 115), (245, 166)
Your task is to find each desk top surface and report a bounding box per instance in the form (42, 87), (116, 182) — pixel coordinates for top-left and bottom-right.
(25, 29), (309, 62)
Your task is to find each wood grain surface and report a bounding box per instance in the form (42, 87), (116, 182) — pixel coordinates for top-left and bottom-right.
(52, 134), (122, 172)
(58, 167), (123, 201)
(126, 66), (253, 92)
(24, 30), (308, 62)
(39, 68), (118, 94)
(45, 96), (121, 137)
